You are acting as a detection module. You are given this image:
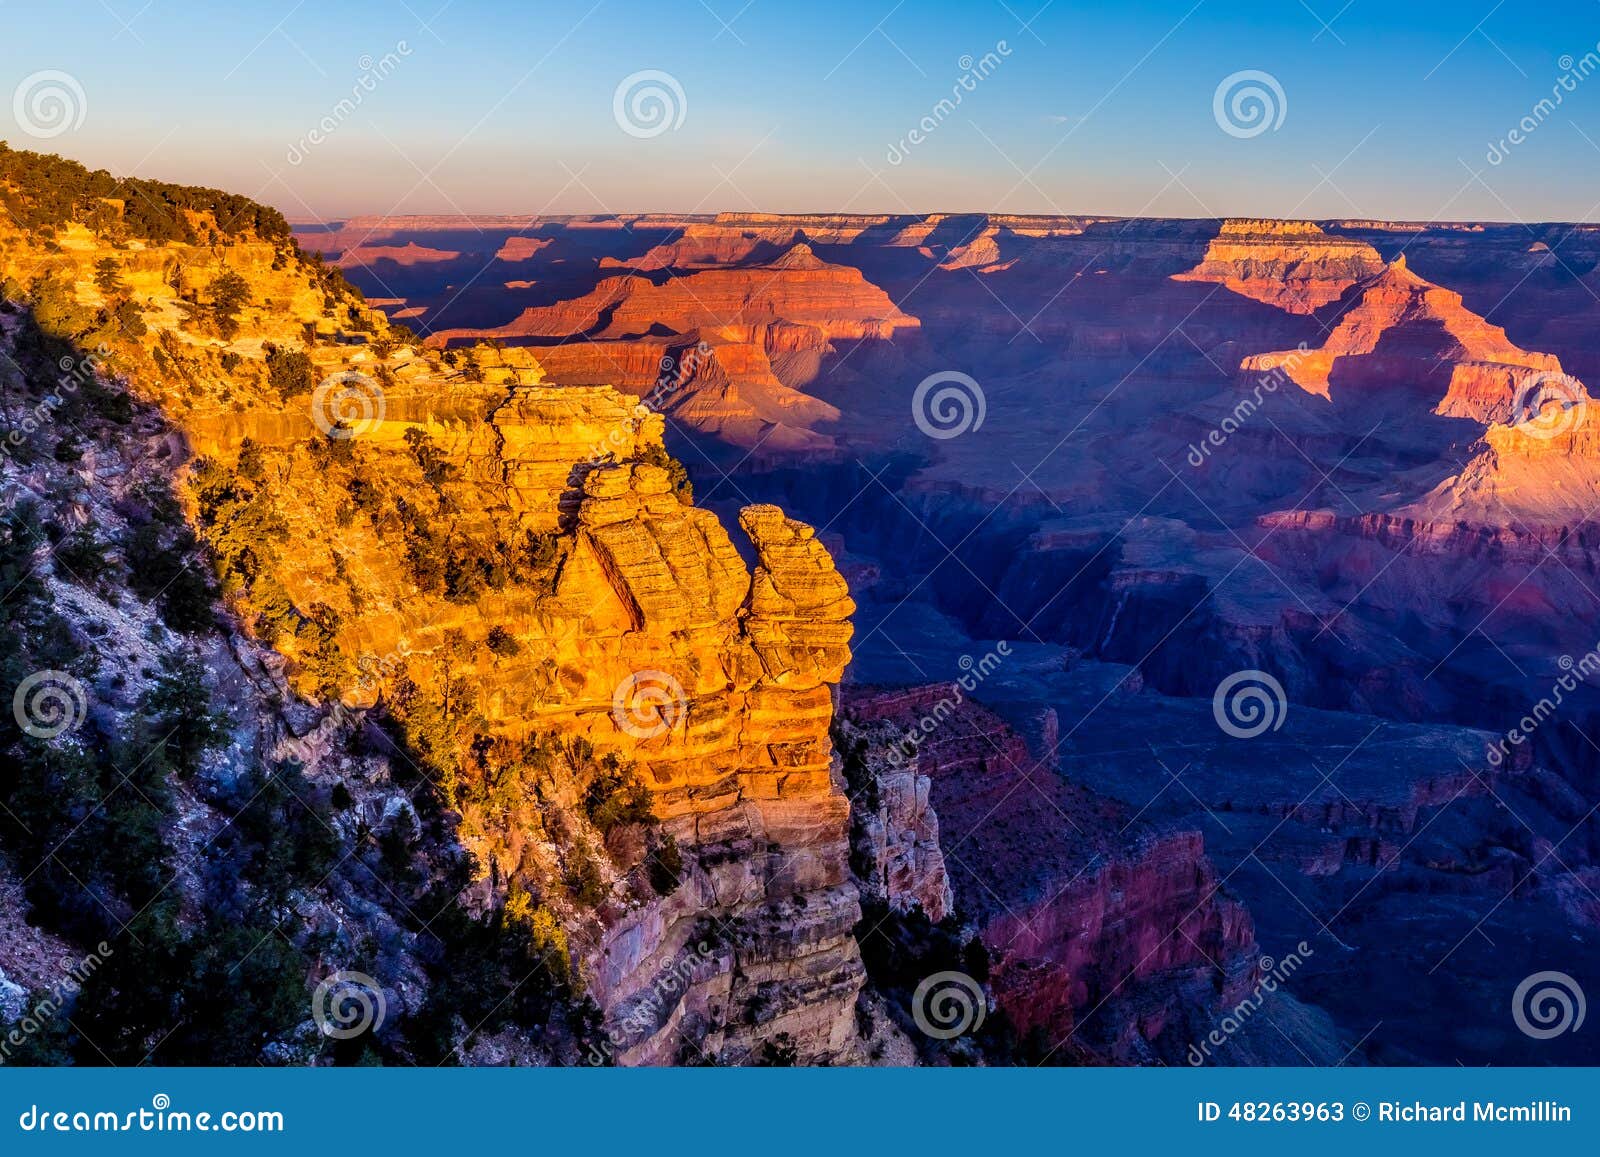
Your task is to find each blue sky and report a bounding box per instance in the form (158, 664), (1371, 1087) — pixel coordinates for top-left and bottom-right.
(3, 0), (1599, 221)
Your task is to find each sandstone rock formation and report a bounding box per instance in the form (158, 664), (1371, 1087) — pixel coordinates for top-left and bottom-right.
(1173, 219), (1385, 313)
(429, 242), (917, 345)
(843, 687), (1257, 1064)
(1242, 255), (1576, 422)
(0, 156), (868, 1066)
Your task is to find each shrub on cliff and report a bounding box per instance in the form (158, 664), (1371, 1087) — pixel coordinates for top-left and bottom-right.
(582, 753), (655, 835)
(143, 652), (227, 777)
(263, 343), (314, 399)
(485, 625), (520, 657)
(207, 269), (250, 338)
(638, 442), (694, 504)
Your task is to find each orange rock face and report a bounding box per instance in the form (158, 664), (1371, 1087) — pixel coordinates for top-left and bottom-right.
(339, 240), (461, 267)
(1243, 255), (1574, 420)
(430, 242), (918, 345)
(1174, 219), (1386, 313)
(0, 205), (868, 1065)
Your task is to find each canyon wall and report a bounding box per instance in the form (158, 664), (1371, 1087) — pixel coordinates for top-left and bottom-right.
(0, 174), (866, 1064)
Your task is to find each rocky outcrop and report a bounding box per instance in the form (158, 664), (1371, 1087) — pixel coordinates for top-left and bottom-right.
(842, 687), (1256, 1064)
(837, 717), (953, 922)
(0, 171), (868, 1066)
(1173, 219), (1385, 313)
(1242, 255), (1574, 419)
(429, 243), (918, 346)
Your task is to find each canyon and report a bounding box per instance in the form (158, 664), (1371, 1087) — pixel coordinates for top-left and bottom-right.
(294, 207), (1600, 1064)
(1, 142), (1596, 1067)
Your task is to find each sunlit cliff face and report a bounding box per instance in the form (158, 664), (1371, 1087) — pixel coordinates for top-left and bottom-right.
(0, 150), (869, 1065)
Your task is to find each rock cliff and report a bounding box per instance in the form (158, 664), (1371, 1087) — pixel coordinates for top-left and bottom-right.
(1173, 219), (1386, 313)
(0, 147), (865, 1065)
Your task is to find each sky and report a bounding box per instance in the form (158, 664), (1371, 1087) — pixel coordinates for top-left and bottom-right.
(2, 0), (1600, 222)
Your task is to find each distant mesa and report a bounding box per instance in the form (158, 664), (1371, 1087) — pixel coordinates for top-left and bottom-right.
(1173, 219), (1386, 313)
(428, 241), (918, 346)
(495, 235), (553, 262)
(338, 240), (461, 267)
(422, 240), (916, 456)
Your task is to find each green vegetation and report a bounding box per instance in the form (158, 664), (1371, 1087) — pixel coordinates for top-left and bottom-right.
(0, 141), (291, 243)
(485, 625), (520, 657)
(207, 269), (250, 338)
(92, 257), (126, 296)
(263, 343), (314, 399)
(639, 442), (694, 504)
